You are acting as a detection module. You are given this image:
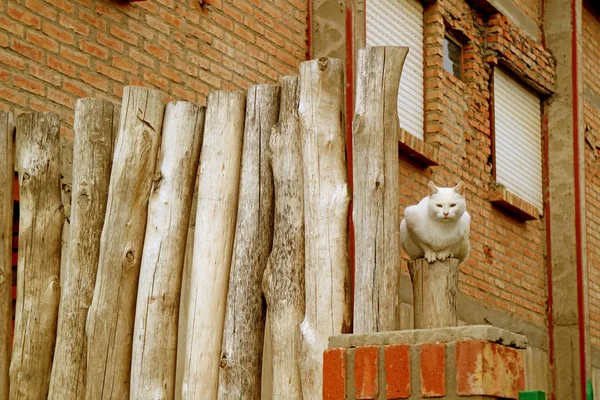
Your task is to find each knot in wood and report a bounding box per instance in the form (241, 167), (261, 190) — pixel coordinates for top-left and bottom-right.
(125, 250), (135, 264)
(317, 58), (329, 71)
(220, 358), (227, 369)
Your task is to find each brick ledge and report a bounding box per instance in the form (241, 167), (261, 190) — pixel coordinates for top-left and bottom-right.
(489, 184), (541, 221)
(398, 128), (439, 167)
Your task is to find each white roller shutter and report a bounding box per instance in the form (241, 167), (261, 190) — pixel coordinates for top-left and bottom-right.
(494, 67), (542, 210)
(366, 0), (424, 139)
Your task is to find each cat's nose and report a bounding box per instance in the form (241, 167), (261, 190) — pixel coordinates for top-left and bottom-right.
(443, 212), (449, 217)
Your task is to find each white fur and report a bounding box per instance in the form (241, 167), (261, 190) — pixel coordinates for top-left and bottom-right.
(400, 181), (471, 263)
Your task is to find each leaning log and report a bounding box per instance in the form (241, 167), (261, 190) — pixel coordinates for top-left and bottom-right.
(218, 84), (279, 399)
(261, 76), (305, 400)
(85, 86), (166, 400)
(352, 46), (408, 333)
(182, 90), (245, 400)
(10, 112), (63, 400)
(298, 58), (351, 399)
(0, 111), (14, 400)
(408, 258), (459, 329)
(130, 102), (205, 400)
(48, 99), (119, 400)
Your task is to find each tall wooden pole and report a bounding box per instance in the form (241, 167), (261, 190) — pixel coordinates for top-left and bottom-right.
(298, 58), (351, 399)
(0, 111), (14, 400)
(48, 99), (119, 400)
(10, 112), (63, 400)
(85, 86), (166, 400)
(352, 46), (408, 333)
(182, 90), (245, 400)
(130, 102), (204, 400)
(218, 84), (279, 399)
(262, 76), (305, 400)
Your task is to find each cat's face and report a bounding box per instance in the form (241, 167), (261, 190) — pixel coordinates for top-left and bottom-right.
(427, 181), (466, 221)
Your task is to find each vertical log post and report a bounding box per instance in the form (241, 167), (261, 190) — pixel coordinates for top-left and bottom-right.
(0, 111), (14, 400)
(218, 84), (279, 399)
(10, 112), (63, 399)
(86, 86), (166, 400)
(352, 46), (408, 333)
(262, 76), (305, 400)
(298, 58), (351, 399)
(130, 102), (205, 400)
(59, 135), (72, 291)
(408, 258), (459, 329)
(48, 99), (119, 400)
(182, 90), (245, 400)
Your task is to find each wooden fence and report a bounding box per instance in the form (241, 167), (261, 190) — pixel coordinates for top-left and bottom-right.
(0, 47), (409, 400)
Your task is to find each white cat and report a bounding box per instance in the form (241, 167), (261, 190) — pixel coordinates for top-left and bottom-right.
(400, 181), (471, 263)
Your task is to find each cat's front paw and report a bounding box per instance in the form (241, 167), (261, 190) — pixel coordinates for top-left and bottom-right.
(436, 251), (454, 261)
(424, 251), (437, 263)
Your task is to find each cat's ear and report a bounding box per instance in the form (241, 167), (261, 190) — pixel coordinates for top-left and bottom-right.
(454, 181), (465, 195)
(428, 181), (438, 196)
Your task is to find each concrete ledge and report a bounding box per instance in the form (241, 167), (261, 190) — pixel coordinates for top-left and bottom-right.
(328, 325), (527, 349)
(398, 128), (439, 167)
(489, 184), (541, 221)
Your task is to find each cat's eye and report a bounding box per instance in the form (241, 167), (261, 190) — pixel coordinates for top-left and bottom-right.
(450, 203), (456, 207)
(436, 204), (442, 208)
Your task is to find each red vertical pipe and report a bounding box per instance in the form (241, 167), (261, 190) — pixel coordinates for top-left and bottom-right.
(570, 0), (587, 397)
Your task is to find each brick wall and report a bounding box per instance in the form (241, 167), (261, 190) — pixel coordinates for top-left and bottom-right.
(398, 0), (555, 329)
(0, 0), (308, 139)
(583, 2), (600, 349)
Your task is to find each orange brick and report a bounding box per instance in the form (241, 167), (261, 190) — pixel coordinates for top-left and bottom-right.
(0, 32), (7, 47)
(28, 65), (60, 86)
(60, 47), (89, 67)
(159, 65), (181, 82)
(97, 32), (124, 53)
(159, 9), (184, 28)
(26, 30), (59, 53)
(145, 14), (170, 35)
(11, 39), (43, 63)
(143, 42), (169, 62)
(110, 26), (139, 46)
(80, 40), (109, 60)
(420, 343), (445, 397)
(7, 3), (41, 29)
(0, 85), (27, 107)
(129, 48), (155, 68)
(323, 348), (346, 400)
(143, 71), (169, 90)
(97, 64), (125, 83)
(47, 87), (75, 108)
(45, 0), (74, 14)
(79, 71), (109, 92)
(24, 0), (57, 20)
(384, 344), (411, 399)
(59, 14), (90, 36)
(113, 55), (138, 74)
(354, 346), (379, 399)
(0, 49), (26, 70)
(79, 9), (106, 30)
(63, 79), (90, 98)
(14, 75), (45, 96)
(47, 55), (77, 78)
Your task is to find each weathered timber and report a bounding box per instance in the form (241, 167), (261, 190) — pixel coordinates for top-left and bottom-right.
(48, 99), (119, 400)
(130, 102), (205, 400)
(0, 111), (14, 400)
(59, 135), (72, 292)
(352, 46), (408, 333)
(262, 76), (305, 400)
(218, 84), (279, 399)
(298, 58), (351, 399)
(182, 90), (245, 400)
(85, 86), (166, 400)
(408, 258), (459, 329)
(10, 112), (63, 400)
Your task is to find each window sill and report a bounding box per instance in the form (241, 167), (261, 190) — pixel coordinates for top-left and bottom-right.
(398, 128), (439, 167)
(489, 184), (541, 221)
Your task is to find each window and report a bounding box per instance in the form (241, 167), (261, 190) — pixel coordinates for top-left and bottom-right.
(493, 67), (542, 210)
(443, 35), (462, 80)
(366, 0), (425, 140)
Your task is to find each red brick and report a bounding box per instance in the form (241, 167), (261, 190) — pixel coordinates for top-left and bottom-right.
(323, 348), (346, 400)
(112, 55), (138, 74)
(94, 3), (123, 23)
(97, 32), (124, 53)
(188, 25), (212, 44)
(79, 9), (106, 30)
(0, 69), (9, 83)
(130, 48), (155, 68)
(354, 346), (379, 399)
(45, 0), (74, 14)
(47, 87), (75, 108)
(128, 20), (154, 40)
(244, 16), (265, 35)
(159, 9), (184, 28)
(0, 49), (26, 70)
(234, 24), (255, 43)
(456, 340), (525, 399)
(80, 41), (109, 60)
(210, 63), (233, 80)
(262, 2), (282, 19)
(143, 71), (169, 90)
(157, 36), (183, 57)
(14, 75), (45, 96)
(110, 26), (138, 46)
(63, 79), (90, 98)
(29, 64), (60, 86)
(0, 84), (27, 107)
(145, 14), (171, 35)
(97, 64), (125, 83)
(211, 12), (234, 32)
(11, 39), (44, 63)
(24, 0), (57, 20)
(79, 71), (109, 92)
(254, 9), (274, 28)
(420, 343), (445, 397)
(43, 22), (75, 45)
(171, 83), (196, 102)
(7, 3), (41, 29)
(26, 30), (59, 53)
(159, 65), (181, 82)
(0, 32), (7, 47)
(144, 41), (169, 62)
(47, 55), (77, 78)
(60, 47), (89, 67)
(384, 344), (411, 399)
(59, 15), (90, 36)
